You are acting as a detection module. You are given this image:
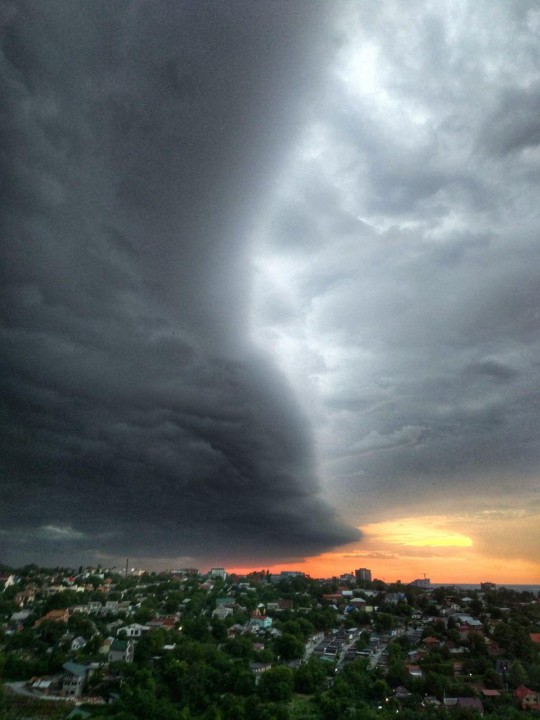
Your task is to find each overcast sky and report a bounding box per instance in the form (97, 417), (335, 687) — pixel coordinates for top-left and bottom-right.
(2, 1), (539, 578)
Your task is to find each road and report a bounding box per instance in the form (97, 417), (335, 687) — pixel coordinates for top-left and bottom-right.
(368, 643), (387, 669)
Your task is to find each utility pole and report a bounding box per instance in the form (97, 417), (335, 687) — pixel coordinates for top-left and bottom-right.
(125, 558), (129, 580)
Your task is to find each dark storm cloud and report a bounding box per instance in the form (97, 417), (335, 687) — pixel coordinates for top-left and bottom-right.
(0, 0), (359, 566)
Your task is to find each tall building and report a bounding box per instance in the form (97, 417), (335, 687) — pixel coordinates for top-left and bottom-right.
(171, 568), (199, 579)
(480, 582), (496, 591)
(355, 568), (372, 583)
(209, 568), (227, 579)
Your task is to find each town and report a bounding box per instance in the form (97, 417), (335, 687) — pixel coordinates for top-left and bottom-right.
(0, 565), (539, 719)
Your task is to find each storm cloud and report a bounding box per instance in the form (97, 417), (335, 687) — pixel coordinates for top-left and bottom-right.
(3, 0), (540, 574)
(0, 0), (359, 567)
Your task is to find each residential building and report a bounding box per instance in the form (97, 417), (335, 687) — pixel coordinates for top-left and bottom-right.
(514, 686), (540, 711)
(108, 639), (135, 663)
(209, 568), (227, 579)
(480, 582), (496, 591)
(71, 636), (87, 652)
(355, 568), (372, 583)
(171, 568), (199, 578)
(34, 609), (69, 627)
(212, 605), (233, 620)
(62, 662), (89, 697)
(249, 610), (272, 629)
(120, 623), (149, 638)
(0, 574), (16, 590)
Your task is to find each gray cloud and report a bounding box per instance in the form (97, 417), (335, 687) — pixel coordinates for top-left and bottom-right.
(253, 0), (540, 523)
(0, 0), (359, 567)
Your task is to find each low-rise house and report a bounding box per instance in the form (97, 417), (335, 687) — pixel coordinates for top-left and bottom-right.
(444, 697), (484, 714)
(386, 592), (407, 604)
(108, 639), (135, 663)
(458, 697), (484, 714)
(455, 614), (483, 628)
(145, 615), (178, 631)
(322, 594), (343, 604)
(277, 598), (294, 611)
(250, 662), (272, 674)
(62, 662), (89, 698)
(350, 597), (367, 607)
(14, 587), (36, 606)
(0, 574), (16, 590)
(481, 689), (501, 700)
(394, 686), (411, 702)
(514, 685), (540, 711)
(34, 609), (69, 627)
(73, 605), (91, 614)
(249, 612), (272, 629)
(227, 623), (245, 638)
(71, 635), (87, 652)
(99, 637), (114, 655)
(10, 609), (31, 625)
(106, 619), (124, 633)
(31, 678), (56, 695)
(216, 597), (235, 607)
(44, 585), (68, 596)
(212, 605), (233, 620)
(120, 623), (149, 638)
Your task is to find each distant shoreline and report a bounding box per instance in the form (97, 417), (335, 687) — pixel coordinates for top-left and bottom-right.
(431, 583), (540, 593)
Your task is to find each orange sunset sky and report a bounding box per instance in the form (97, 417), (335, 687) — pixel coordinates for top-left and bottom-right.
(229, 510), (540, 584)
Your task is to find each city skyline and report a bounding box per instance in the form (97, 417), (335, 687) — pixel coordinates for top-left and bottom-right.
(1, 1), (540, 583)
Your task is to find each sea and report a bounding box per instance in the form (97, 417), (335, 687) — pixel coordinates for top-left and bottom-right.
(432, 583), (540, 594)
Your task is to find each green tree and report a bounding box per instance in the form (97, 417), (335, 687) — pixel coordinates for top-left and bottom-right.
(374, 612), (394, 633)
(36, 619), (66, 644)
(467, 632), (488, 657)
(258, 666), (294, 702)
(225, 634), (254, 659)
(183, 616), (212, 642)
(294, 657), (327, 694)
(386, 661), (408, 688)
(508, 660), (527, 688)
(484, 667), (504, 689)
(275, 633), (305, 661)
(211, 617), (228, 643)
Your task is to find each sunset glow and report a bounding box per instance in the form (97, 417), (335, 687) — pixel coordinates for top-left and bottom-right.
(228, 511), (540, 585)
(362, 518), (474, 548)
